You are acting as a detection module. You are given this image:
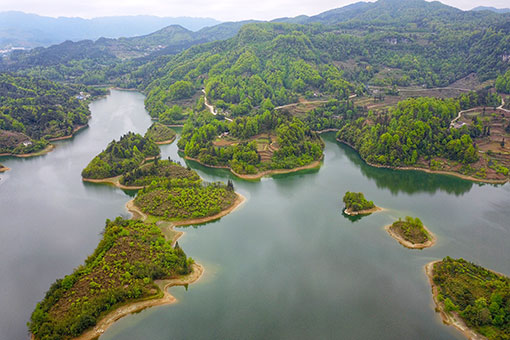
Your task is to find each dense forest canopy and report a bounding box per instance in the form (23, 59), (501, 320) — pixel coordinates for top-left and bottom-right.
(81, 132), (160, 179)
(0, 74), (100, 154)
(343, 191), (375, 212)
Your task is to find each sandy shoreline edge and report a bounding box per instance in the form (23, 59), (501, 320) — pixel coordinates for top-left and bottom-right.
(154, 135), (176, 145)
(344, 206), (382, 216)
(424, 261), (487, 340)
(337, 139), (509, 184)
(385, 224), (437, 249)
(0, 166), (10, 172)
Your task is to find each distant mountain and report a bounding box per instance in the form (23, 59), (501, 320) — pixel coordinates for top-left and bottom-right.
(472, 6), (510, 14)
(0, 11), (221, 49)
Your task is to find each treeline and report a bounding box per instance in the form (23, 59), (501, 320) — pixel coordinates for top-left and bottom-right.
(496, 70), (510, 94)
(0, 74), (94, 154)
(302, 99), (364, 131)
(337, 97), (479, 166)
(120, 158), (200, 187)
(81, 132), (160, 179)
(178, 111), (323, 174)
(432, 257), (510, 339)
(29, 217), (193, 340)
(343, 191), (375, 212)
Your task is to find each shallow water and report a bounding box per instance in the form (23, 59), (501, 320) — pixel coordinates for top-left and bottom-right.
(1, 90), (509, 340)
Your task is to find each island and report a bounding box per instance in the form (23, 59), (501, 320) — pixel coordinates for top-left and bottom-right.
(0, 74), (107, 157)
(145, 122), (177, 145)
(28, 217), (200, 340)
(178, 111), (324, 180)
(426, 257), (510, 340)
(342, 191), (381, 216)
(29, 133), (245, 340)
(81, 132), (160, 181)
(385, 216), (436, 249)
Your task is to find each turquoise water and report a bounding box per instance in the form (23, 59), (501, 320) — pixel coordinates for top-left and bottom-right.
(1, 90), (509, 340)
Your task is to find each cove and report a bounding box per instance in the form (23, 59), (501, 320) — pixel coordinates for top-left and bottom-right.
(1, 90), (509, 340)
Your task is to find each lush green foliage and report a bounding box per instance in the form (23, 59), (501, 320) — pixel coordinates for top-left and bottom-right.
(29, 217), (193, 340)
(496, 70), (510, 94)
(0, 74), (91, 154)
(144, 123), (176, 143)
(391, 216), (430, 244)
(178, 111), (323, 174)
(342, 191), (375, 212)
(302, 99), (364, 131)
(433, 257), (510, 339)
(337, 97), (479, 166)
(135, 178), (237, 219)
(120, 158), (200, 187)
(81, 132), (159, 179)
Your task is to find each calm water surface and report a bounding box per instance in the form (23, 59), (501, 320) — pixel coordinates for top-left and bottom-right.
(1, 90), (509, 340)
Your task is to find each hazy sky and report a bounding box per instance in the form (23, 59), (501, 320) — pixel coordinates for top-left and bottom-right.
(1, 0), (509, 21)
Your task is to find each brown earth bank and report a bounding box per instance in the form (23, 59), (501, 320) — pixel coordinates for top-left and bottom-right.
(337, 139), (508, 184)
(0, 165), (9, 172)
(0, 144), (56, 158)
(47, 123), (89, 142)
(154, 135), (176, 145)
(82, 176), (145, 190)
(344, 206), (382, 216)
(184, 155), (323, 180)
(385, 224), (436, 249)
(425, 261), (487, 340)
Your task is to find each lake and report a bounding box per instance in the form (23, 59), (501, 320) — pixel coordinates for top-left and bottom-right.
(1, 90), (509, 340)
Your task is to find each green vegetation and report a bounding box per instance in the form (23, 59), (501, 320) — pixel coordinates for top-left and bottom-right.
(178, 111), (323, 175)
(135, 178), (237, 220)
(144, 123), (176, 143)
(342, 191), (375, 212)
(337, 97), (479, 167)
(432, 257), (510, 339)
(0, 74), (98, 154)
(496, 70), (510, 94)
(28, 217), (193, 340)
(390, 216), (430, 244)
(81, 132), (159, 179)
(120, 158), (200, 187)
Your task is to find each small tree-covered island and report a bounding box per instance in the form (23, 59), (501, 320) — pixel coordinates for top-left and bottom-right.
(342, 191), (381, 216)
(426, 258), (510, 340)
(144, 122), (177, 145)
(385, 216), (436, 249)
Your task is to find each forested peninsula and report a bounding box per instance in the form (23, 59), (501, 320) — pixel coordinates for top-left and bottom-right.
(427, 258), (510, 340)
(0, 74), (107, 157)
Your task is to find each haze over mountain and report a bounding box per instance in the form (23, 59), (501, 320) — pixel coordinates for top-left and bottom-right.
(0, 11), (220, 49)
(472, 6), (510, 13)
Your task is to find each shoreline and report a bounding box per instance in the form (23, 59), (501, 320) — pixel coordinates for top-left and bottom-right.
(82, 176), (145, 190)
(385, 224), (437, 249)
(126, 192), (246, 227)
(0, 166), (10, 172)
(0, 144), (56, 158)
(47, 123), (89, 142)
(184, 155), (323, 180)
(154, 135), (176, 145)
(424, 261), (487, 340)
(72, 263), (204, 340)
(344, 206), (382, 216)
(337, 139), (508, 184)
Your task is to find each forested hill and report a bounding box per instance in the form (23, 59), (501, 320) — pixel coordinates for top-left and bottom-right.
(135, 0), (510, 120)
(0, 21), (256, 84)
(0, 74), (99, 155)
